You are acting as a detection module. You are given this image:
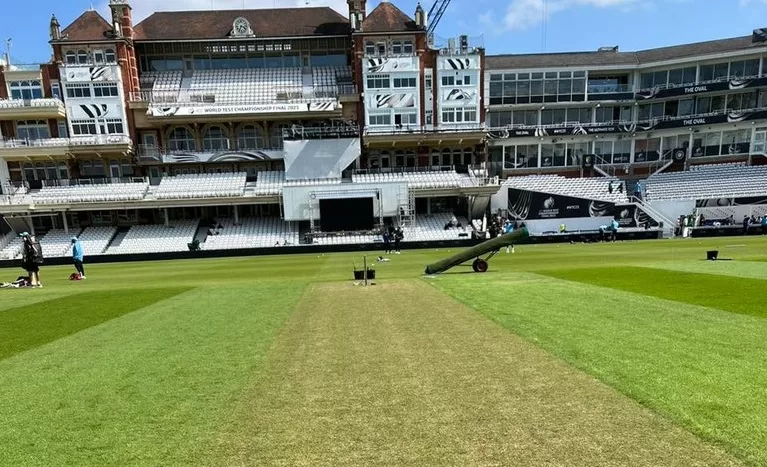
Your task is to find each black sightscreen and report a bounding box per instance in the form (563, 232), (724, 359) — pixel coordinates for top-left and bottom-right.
(320, 197), (374, 231)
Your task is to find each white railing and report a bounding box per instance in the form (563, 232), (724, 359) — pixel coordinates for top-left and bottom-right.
(0, 98), (65, 109)
(365, 123), (485, 136)
(131, 85), (357, 105)
(636, 73), (763, 94)
(0, 135), (132, 149)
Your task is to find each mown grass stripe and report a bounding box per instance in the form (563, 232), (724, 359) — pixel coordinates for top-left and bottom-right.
(434, 272), (767, 466)
(212, 280), (740, 467)
(0, 287), (192, 361)
(540, 266), (767, 318)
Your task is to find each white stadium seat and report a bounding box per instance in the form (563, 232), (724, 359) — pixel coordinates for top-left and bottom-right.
(645, 163), (767, 201)
(202, 218), (299, 249)
(156, 173), (246, 199)
(502, 175), (630, 204)
(105, 220), (199, 255)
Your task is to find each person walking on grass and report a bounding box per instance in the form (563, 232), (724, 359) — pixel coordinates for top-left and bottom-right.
(504, 220), (516, 254)
(20, 232), (43, 287)
(71, 237), (86, 279)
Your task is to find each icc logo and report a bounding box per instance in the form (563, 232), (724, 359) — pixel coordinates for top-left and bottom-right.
(544, 197), (555, 209)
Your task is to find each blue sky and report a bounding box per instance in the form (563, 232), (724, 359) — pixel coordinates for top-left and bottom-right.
(1, 0), (766, 64)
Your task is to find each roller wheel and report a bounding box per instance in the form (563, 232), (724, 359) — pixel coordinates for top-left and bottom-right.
(472, 258), (488, 273)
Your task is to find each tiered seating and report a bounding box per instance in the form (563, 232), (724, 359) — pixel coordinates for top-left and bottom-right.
(352, 171), (473, 189)
(312, 66), (352, 96)
(37, 229), (77, 257)
(311, 233), (377, 246)
(0, 236), (23, 260)
(646, 163), (767, 201)
(408, 213), (473, 241)
(156, 173), (246, 199)
(105, 220), (199, 255)
(183, 68), (304, 104)
(77, 226), (117, 255)
(202, 218), (299, 250)
(32, 182), (149, 204)
(255, 171), (285, 195)
(503, 175), (630, 203)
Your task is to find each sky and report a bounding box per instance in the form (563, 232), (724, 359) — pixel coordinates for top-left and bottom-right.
(1, 0), (766, 64)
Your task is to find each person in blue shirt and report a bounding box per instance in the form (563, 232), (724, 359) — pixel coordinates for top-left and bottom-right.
(71, 237), (86, 279)
(504, 220), (516, 254)
(610, 218), (620, 242)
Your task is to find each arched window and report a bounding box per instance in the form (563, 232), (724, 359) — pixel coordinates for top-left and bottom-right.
(65, 51), (76, 65)
(203, 126), (229, 151)
(77, 50), (88, 64)
(237, 125), (264, 149)
(105, 49), (116, 63)
(167, 127), (196, 151)
(270, 123), (289, 149)
(16, 120), (50, 140)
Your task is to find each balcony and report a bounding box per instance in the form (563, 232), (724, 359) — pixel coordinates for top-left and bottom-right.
(0, 98), (66, 119)
(136, 144), (284, 165)
(364, 123), (487, 146)
(0, 135), (132, 159)
(586, 83), (634, 101)
(635, 73), (767, 100)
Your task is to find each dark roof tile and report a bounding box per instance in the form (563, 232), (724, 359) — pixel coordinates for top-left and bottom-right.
(133, 7), (349, 40)
(60, 10), (112, 42)
(362, 2), (419, 33)
(487, 34), (767, 70)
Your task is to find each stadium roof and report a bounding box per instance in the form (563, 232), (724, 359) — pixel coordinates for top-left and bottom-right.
(132, 8), (350, 40)
(487, 34), (767, 69)
(361, 1), (419, 33)
(59, 10), (113, 42)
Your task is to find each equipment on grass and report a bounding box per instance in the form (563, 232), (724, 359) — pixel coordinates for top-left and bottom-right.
(707, 250), (719, 261)
(424, 228), (529, 275)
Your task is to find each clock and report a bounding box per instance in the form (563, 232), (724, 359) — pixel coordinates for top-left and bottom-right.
(232, 17), (251, 36)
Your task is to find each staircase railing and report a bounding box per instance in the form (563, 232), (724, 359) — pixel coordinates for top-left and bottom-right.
(630, 195), (676, 238)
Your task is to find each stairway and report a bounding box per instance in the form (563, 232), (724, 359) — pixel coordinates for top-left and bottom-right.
(106, 226), (130, 250)
(302, 67), (314, 98)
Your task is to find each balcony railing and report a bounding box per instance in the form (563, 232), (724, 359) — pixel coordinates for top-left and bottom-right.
(136, 144), (283, 162)
(637, 73), (762, 93)
(130, 84), (357, 105)
(0, 98), (65, 109)
(283, 124), (360, 141)
(0, 135), (132, 149)
(365, 123), (486, 136)
(587, 83), (633, 94)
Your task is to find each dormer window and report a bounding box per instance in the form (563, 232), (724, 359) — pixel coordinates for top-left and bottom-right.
(377, 42), (386, 55)
(392, 41), (402, 55)
(105, 49), (116, 63)
(403, 40), (414, 54)
(65, 51), (76, 65)
(94, 50), (105, 64)
(365, 41), (375, 55)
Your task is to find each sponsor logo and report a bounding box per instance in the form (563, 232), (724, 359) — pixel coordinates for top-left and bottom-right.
(566, 205), (579, 210)
(684, 85), (708, 94)
(683, 118), (706, 126)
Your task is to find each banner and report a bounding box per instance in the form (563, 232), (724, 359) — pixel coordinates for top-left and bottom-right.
(635, 77), (767, 100)
(148, 101), (337, 117)
(507, 188), (614, 220)
(507, 188), (659, 227)
(488, 109), (767, 139)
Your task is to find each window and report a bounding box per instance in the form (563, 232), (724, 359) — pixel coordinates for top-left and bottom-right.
(94, 50), (105, 64)
(721, 129), (751, 155)
(425, 72), (433, 89)
(541, 108), (566, 125)
(403, 40), (413, 54)
(103, 119), (124, 134)
(667, 67), (696, 87)
(393, 77), (416, 88)
(393, 112), (417, 125)
(368, 113), (391, 125)
(57, 121), (68, 138)
(71, 120), (98, 136)
(51, 82), (61, 100)
(366, 75), (390, 89)
(237, 125), (264, 149)
(567, 107), (591, 123)
(65, 84), (91, 98)
(365, 41), (375, 55)
(65, 51), (76, 65)
(93, 83), (119, 97)
(441, 75), (455, 86)
(270, 123), (289, 148)
(425, 110), (433, 125)
(167, 126), (196, 151)
(392, 41), (402, 54)
(463, 75), (471, 85)
(9, 80), (43, 100)
(77, 50), (88, 64)
(442, 109), (455, 123)
(203, 126), (229, 151)
(638, 102), (664, 120)
(16, 120), (50, 140)
(105, 49), (116, 63)
(377, 43), (386, 55)
(678, 98), (695, 116)
(441, 107), (476, 124)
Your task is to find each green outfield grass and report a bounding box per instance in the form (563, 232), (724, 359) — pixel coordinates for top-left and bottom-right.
(1, 236), (766, 466)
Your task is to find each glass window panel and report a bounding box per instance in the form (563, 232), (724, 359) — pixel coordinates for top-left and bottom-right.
(699, 65), (714, 82)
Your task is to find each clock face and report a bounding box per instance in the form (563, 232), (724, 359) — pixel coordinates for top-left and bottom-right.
(233, 18), (250, 35)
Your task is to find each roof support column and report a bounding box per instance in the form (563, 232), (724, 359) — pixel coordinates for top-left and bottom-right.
(62, 211), (69, 235)
(234, 205), (239, 224)
(163, 208), (169, 227)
